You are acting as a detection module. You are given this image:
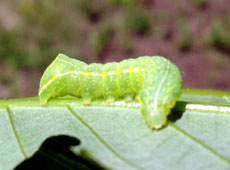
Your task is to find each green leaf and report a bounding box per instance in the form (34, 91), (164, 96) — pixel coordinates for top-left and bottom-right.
(0, 89), (230, 170)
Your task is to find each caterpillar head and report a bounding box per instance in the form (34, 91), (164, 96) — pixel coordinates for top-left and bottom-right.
(141, 103), (170, 129)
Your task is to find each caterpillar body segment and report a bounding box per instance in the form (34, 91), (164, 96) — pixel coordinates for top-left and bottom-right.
(39, 54), (183, 129)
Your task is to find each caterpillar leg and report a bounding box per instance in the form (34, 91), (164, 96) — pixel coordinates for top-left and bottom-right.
(41, 103), (48, 107)
(83, 96), (92, 105)
(135, 95), (140, 102)
(124, 93), (134, 102)
(106, 94), (115, 103)
(39, 91), (50, 106)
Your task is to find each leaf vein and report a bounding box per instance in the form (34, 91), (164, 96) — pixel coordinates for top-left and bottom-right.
(6, 106), (27, 158)
(67, 105), (143, 170)
(168, 122), (230, 164)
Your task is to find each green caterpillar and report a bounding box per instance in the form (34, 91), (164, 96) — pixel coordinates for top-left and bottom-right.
(39, 54), (183, 129)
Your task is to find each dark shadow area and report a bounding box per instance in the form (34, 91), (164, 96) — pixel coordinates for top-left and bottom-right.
(168, 111), (184, 123)
(15, 135), (106, 170)
(168, 101), (187, 123)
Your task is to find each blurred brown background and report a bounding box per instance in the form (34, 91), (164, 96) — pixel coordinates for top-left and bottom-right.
(0, 0), (229, 99)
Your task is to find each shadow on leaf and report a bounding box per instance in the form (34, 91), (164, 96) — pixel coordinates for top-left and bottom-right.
(15, 135), (106, 170)
(168, 101), (187, 123)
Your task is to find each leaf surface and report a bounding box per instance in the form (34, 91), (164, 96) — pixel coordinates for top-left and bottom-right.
(0, 89), (230, 170)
